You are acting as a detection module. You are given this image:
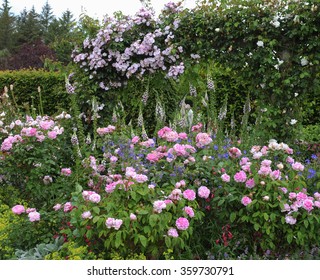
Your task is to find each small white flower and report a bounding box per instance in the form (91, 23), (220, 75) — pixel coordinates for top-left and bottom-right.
(263, 196), (270, 201)
(257, 40), (264, 47)
(271, 20), (280, 28)
(301, 58), (308, 66)
(215, 28), (220, 32)
(294, 92), (299, 97)
(290, 119), (297, 125)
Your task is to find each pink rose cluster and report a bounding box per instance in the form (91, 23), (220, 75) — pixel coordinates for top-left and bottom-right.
(82, 190), (101, 203)
(158, 127), (187, 142)
(195, 132), (212, 148)
(12, 204), (40, 222)
(105, 217), (123, 230)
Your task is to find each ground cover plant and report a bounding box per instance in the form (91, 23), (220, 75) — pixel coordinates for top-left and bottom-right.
(0, 0), (319, 260)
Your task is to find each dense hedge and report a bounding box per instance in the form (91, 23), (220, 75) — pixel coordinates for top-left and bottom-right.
(0, 70), (67, 115)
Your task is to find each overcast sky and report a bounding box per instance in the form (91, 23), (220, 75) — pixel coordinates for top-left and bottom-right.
(8, 0), (196, 20)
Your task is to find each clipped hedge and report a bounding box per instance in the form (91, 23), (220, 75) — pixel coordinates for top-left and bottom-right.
(0, 70), (68, 115)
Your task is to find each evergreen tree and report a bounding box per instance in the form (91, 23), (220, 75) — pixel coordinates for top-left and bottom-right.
(40, 0), (55, 43)
(0, 0), (15, 51)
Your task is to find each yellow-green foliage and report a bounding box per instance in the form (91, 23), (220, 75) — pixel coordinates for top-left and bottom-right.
(0, 69), (67, 115)
(44, 241), (100, 260)
(0, 204), (20, 259)
(109, 251), (147, 260)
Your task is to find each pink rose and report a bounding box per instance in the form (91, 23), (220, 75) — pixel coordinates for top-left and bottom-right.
(47, 130), (58, 139)
(241, 196), (252, 206)
(130, 213), (137, 221)
(195, 132), (212, 147)
(302, 199), (314, 212)
(63, 202), (73, 212)
(153, 200), (167, 213)
(53, 204), (62, 211)
(28, 211), (40, 222)
(176, 217), (189, 230)
(292, 162), (304, 171)
(245, 178), (255, 189)
(221, 173), (230, 182)
(167, 228), (179, 237)
(183, 189), (196, 201)
(12, 204), (25, 215)
(228, 147), (242, 158)
(89, 193), (101, 203)
(285, 215), (296, 225)
(234, 170), (247, 183)
(183, 206), (195, 218)
(131, 136), (140, 144)
(61, 168), (72, 176)
(198, 186), (210, 199)
(81, 211), (92, 219)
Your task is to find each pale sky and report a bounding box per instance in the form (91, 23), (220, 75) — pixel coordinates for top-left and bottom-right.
(8, 0), (197, 20)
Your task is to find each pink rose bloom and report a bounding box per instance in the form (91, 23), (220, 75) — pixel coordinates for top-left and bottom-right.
(252, 152), (263, 159)
(285, 148), (294, 154)
(167, 228), (179, 237)
(234, 170), (247, 183)
(302, 199), (314, 212)
(178, 132), (188, 140)
(26, 208), (36, 213)
(297, 192), (308, 201)
(198, 186), (210, 199)
(261, 146), (269, 155)
(165, 131), (179, 142)
(191, 123), (202, 132)
(183, 189), (196, 201)
(180, 180), (186, 187)
(169, 189), (182, 200)
(286, 156), (295, 164)
(97, 125), (116, 135)
(285, 215), (297, 225)
(241, 196), (252, 206)
(221, 173), (230, 182)
(195, 132), (212, 147)
(105, 182), (118, 193)
(27, 127), (38, 137)
(239, 157), (250, 166)
(106, 217), (115, 228)
(130, 213), (137, 221)
(12, 204), (25, 215)
(110, 156), (118, 163)
(258, 166), (272, 176)
(261, 159), (272, 167)
(63, 202), (73, 212)
(314, 192), (320, 200)
(53, 204), (62, 211)
(1, 138), (13, 151)
(139, 138), (155, 148)
(131, 136), (140, 144)
(280, 187), (288, 194)
(36, 134), (46, 142)
(183, 206), (195, 218)
(289, 192), (297, 200)
(153, 200), (167, 213)
(314, 201), (320, 208)
(241, 163), (251, 172)
(47, 130), (57, 139)
(125, 167), (137, 178)
(28, 211), (40, 222)
(292, 162), (304, 171)
(228, 147), (242, 158)
(81, 211), (92, 219)
(158, 126), (172, 138)
(61, 168), (72, 176)
(40, 120), (54, 130)
(245, 178), (255, 189)
(282, 203), (291, 212)
(134, 174), (148, 183)
(270, 170), (281, 180)
(89, 193), (101, 203)
(146, 151), (161, 162)
(113, 219), (123, 230)
(176, 217), (189, 230)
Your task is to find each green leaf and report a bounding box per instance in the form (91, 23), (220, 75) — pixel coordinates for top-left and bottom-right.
(230, 212), (236, 223)
(304, 220), (309, 228)
(263, 213), (269, 221)
(218, 199), (225, 206)
(149, 214), (159, 227)
(92, 206), (100, 215)
(287, 234), (293, 244)
(165, 237), (171, 248)
(254, 223), (260, 231)
(137, 209), (149, 215)
(139, 235), (147, 248)
(115, 231), (122, 248)
(75, 183), (83, 193)
(93, 216), (100, 224)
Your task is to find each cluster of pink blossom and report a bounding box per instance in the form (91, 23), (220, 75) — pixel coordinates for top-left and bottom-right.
(0, 115), (65, 151)
(82, 190), (101, 203)
(61, 168), (72, 176)
(12, 204), (40, 222)
(72, 6), (185, 90)
(97, 125), (116, 135)
(282, 190), (320, 224)
(106, 217), (123, 230)
(195, 132), (213, 148)
(53, 202), (73, 213)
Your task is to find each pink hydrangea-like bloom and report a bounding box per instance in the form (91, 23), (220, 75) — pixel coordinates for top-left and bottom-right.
(292, 162), (304, 171)
(153, 200), (167, 213)
(167, 228), (179, 237)
(195, 132), (212, 147)
(245, 178), (255, 189)
(89, 193), (101, 203)
(61, 168), (72, 176)
(183, 206), (195, 218)
(176, 217), (189, 230)
(53, 204), (62, 211)
(198, 186), (210, 199)
(234, 170), (247, 183)
(183, 189), (196, 201)
(241, 196), (252, 206)
(270, 170), (281, 180)
(221, 173), (231, 182)
(302, 199), (314, 212)
(28, 211), (40, 222)
(81, 211), (93, 219)
(12, 204), (25, 215)
(63, 202), (73, 212)
(228, 147), (242, 158)
(285, 215), (297, 225)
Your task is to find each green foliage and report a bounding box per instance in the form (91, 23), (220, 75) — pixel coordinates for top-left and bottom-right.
(0, 69), (68, 115)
